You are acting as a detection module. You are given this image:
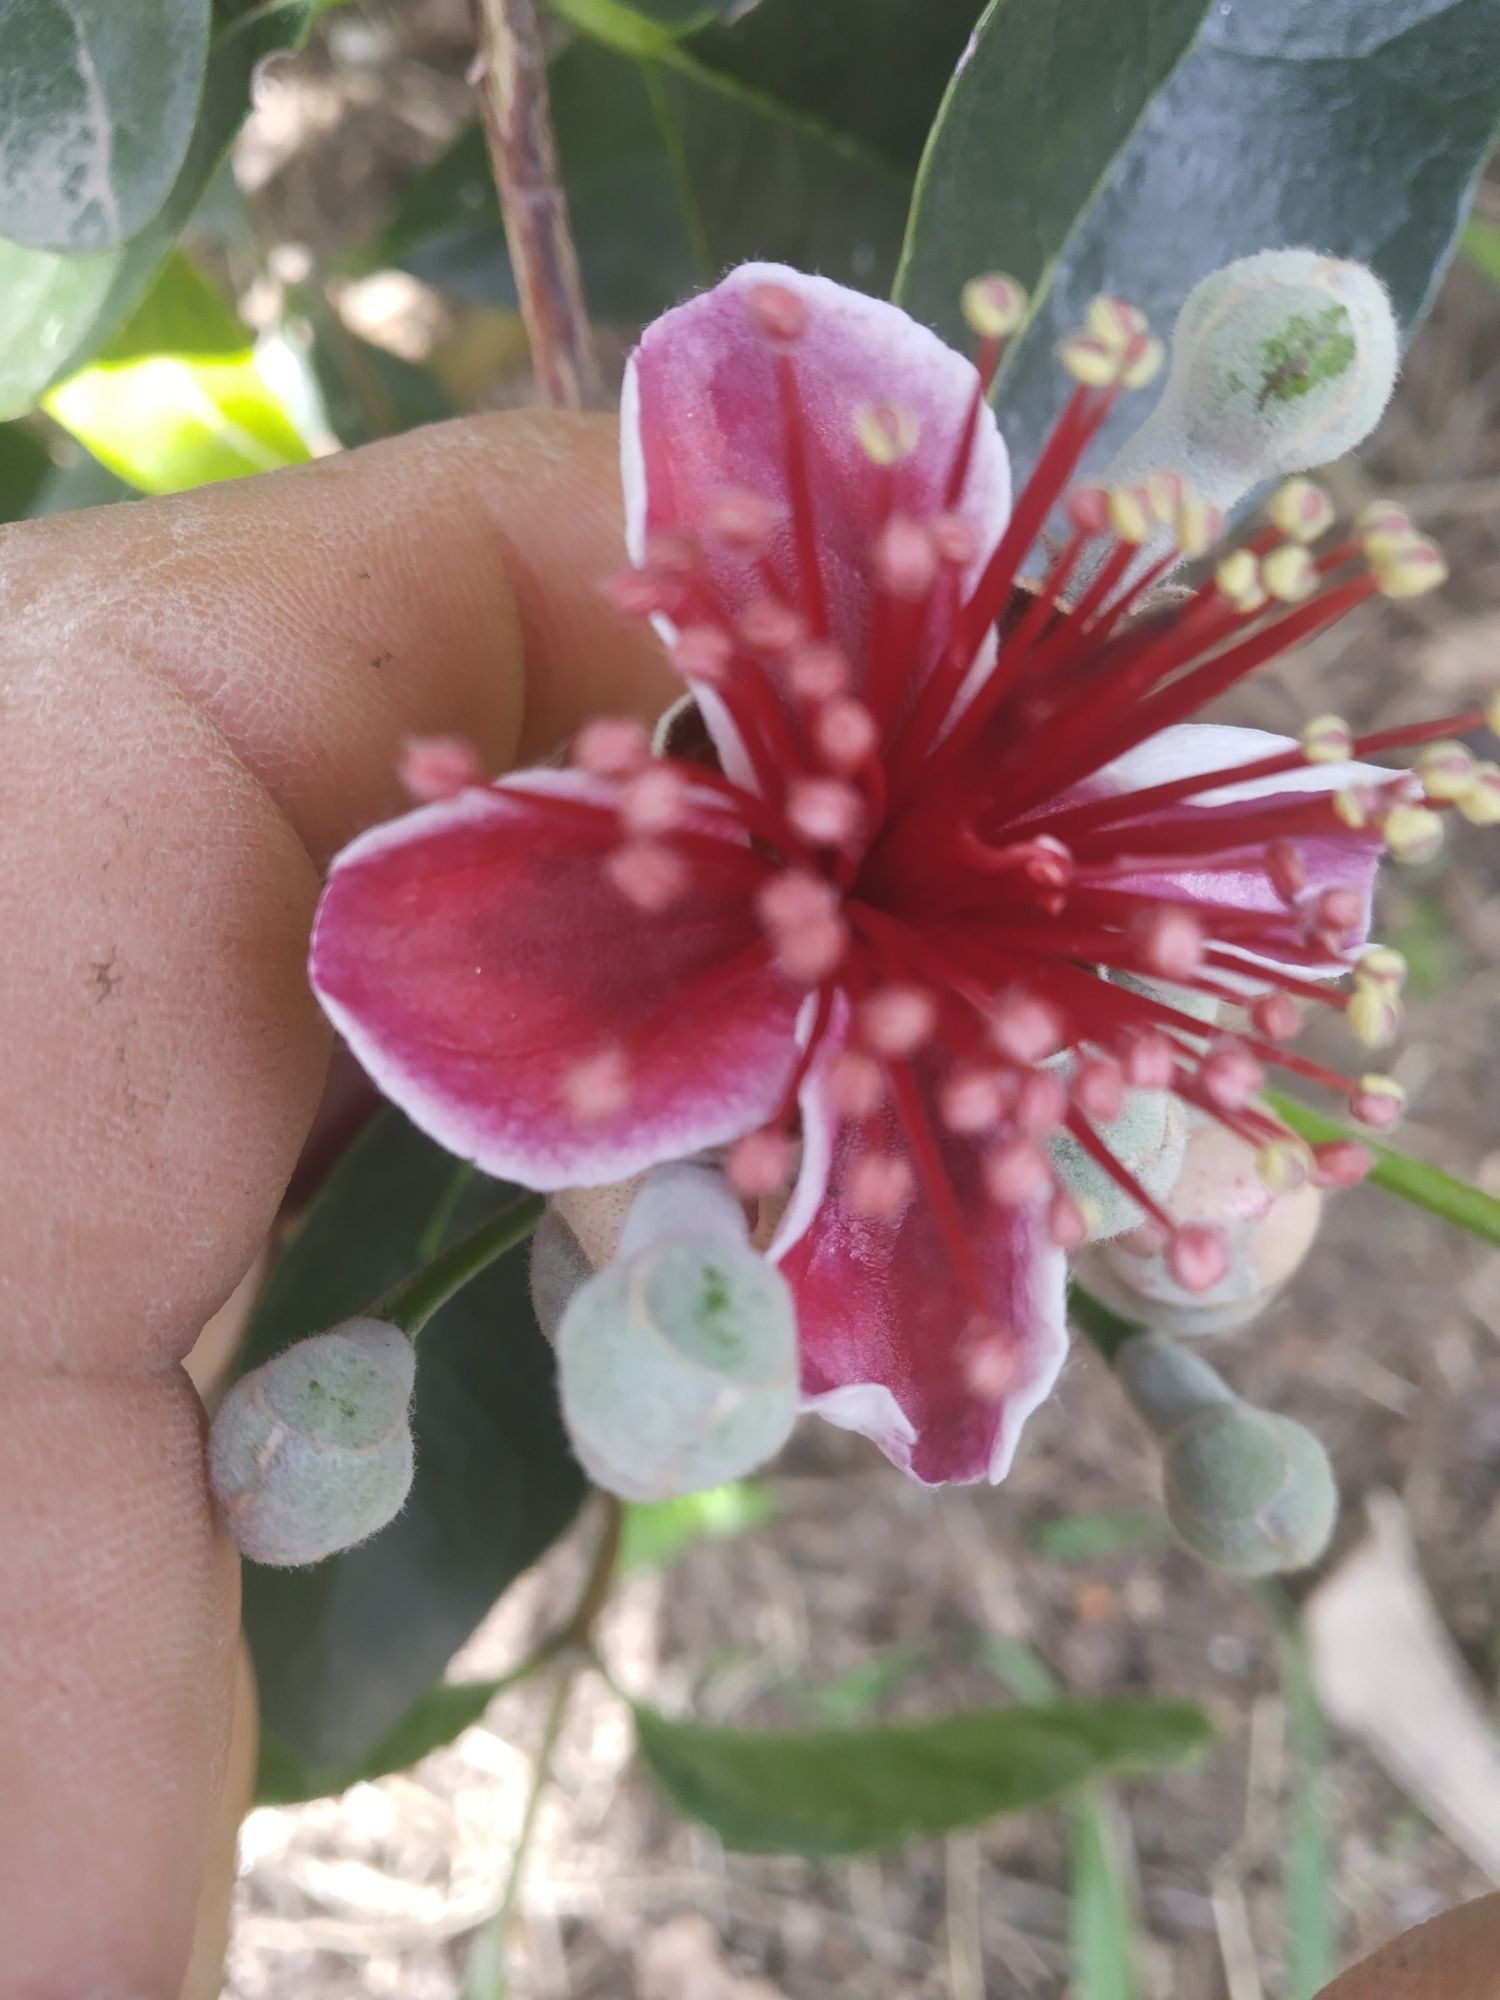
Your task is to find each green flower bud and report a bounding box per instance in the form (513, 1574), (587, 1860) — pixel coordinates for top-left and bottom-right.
(1115, 1332), (1336, 1576)
(557, 1164), (797, 1502)
(1077, 1119), (1323, 1333)
(208, 1317), (415, 1567)
(1105, 248), (1397, 545)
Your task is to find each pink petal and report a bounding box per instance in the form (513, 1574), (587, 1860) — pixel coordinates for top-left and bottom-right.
(1096, 724), (1388, 971)
(777, 1092), (1068, 1486)
(310, 773), (803, 1187)
(622, 263), (1010, 766)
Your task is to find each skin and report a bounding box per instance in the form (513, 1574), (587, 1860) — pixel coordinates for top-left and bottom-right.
(0, 413), (1489, 1998)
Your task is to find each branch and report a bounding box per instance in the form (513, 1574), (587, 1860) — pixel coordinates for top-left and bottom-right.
(469, 0), (602, 411)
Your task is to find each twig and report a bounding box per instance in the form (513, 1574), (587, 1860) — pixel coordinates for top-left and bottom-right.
(469, 0), (601, 410)
(459, 1496), (624, 1996)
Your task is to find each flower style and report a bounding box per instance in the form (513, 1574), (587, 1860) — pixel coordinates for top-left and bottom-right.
(310, 262), (1500, 1487)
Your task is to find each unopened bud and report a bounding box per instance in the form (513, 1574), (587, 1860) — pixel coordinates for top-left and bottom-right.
(1075, 1118), (1321, 1336)
(208, 1319), (416, 1567)
(1115, 1332), (1337, 1575)
(556, 1166), (797, 1501)
(1101, 250), (1397, 573)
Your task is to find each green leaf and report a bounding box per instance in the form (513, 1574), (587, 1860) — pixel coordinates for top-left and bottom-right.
(900, 0), (1500, 480)
(0, 0), (211, 255)
(1462, 216), (1500, 290)
(632, 1696), (1212, 1855)
(1275, 1605), (1336, 1998)
(0, 421), (53, 522)
(1267, 1091), (1500, 1250)
(25, 438), (134, 515)
(0, 0), (316, 419)
(1070, 1791), (1140, 2000)
(1029, 1511), (1171, 1561)
(240, 1111), (586, 1777)
(43, 250), (310, 491)
(619, 1481), (776, 1576)
(506, 0), (983, 310)
(797, 1644), (932, 1727)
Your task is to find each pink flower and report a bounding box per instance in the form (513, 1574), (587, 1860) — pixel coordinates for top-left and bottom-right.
(310, 263), (1491, 1487)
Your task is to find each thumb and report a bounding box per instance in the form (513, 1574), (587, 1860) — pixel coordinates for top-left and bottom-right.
(1316, 1894), (1500, 1999)
(0, 409), (671, 1993)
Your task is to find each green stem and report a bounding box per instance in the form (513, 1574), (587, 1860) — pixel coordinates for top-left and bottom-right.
(1068, 1281), (1145, 1366)
(375, 1191), (545, 1336)
(1267, 1090), (1500, 1250)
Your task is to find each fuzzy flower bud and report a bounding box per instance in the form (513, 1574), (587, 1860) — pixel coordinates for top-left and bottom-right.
(1103, 249), (1398, 561)
(556, 1164), (798, 1501)
(1115, 1332), (1337, 1576)
(1075, 1118), (1322, 1335)
(208, 1318), (416, 1568)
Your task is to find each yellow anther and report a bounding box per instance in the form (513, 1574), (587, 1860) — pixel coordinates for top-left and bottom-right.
(1382, 801), (1445, 863)
(1263, 544), (1318, 603)
(1356, 1072), (1406, 1114)
(1356, 499), (1412, 538)
(1457, 761), (1500, 826)
(1333, 787), (1368, 829)
(1486, 687), (1500, 736)
(1268, 478), (1336, 543)
(961, 273), (1028, 340)
(854, 403), (919, 466)
(1257, 1138), (1311, 1194)
(1417, 739), (1475, 802)
(1087, 295), (1149, 348)
(1371, 532), (1448, 599)
(1058, 331), (1120, 387)
(1215, 548), (1265, 612)
(1107, 484), (1153, 545)
(1356, 945), (1408, 993)
(1300, 714), (1354, 764)
(1174, 494), (1222, 559)
(1347, 983), (1401, 1048)
(1142, 471), (1185, 523)
(1119, 333), (1164, 389)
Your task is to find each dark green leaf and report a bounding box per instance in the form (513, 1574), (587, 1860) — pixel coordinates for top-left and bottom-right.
(900, 0), (1500, 481)
(0, 0), (316, 418)
(240, 1112), (586, 1775)
(632, 1696), (1212, 1855)
(258, 1666), (538, 1805)
(0, 421), (53, 522)
(25, 437), (134, 514)
(0, 0), (211, 255)
(1267, 1091), (1500, 1250)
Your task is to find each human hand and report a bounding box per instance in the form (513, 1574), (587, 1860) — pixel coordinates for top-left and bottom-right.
(0, 412), (671, 1996)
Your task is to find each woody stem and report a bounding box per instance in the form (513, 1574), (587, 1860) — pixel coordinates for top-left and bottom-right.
(469, 0), (602, 410)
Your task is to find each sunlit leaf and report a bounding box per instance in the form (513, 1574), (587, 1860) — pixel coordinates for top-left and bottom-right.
(43, 251), (309, 492)
(0, 0), (321, 417)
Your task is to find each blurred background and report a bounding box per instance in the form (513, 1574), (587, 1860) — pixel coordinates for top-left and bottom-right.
(6, 3), (1500, 1995)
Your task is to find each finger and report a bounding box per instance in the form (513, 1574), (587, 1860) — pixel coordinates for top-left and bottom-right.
(1316, 1894), (1500, 1999)
(0, 411), (672, 1993)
